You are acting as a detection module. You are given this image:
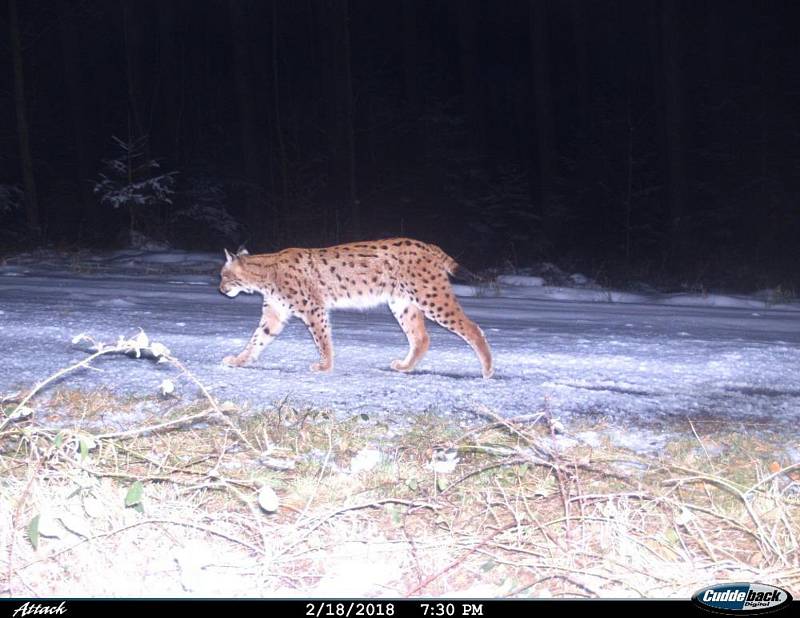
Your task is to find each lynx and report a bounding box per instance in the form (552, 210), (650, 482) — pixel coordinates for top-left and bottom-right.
(219, 238), (494, 378)
(218, 238), (494, 378)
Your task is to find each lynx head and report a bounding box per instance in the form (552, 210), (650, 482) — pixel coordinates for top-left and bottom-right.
(219, 247), (251, 297)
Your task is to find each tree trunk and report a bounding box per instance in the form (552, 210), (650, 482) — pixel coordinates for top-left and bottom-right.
(570, 0), (590, 134)
(341, 0), (358, 237)
(569, 0), (594, 248)
(529, 0), (556, 246)
(402, 0), (420, 119)
(228, 0), (263, 231)
(59, 2), (96, 229)
(659, 0), (689, 262)
(456, 0), (484, 155)
(156, 1), (181, 162)
(8, 0), (40, 233)
(272, 0), (289, 241)
(755, 5), (776, 263)
(326, 0), (358, 238)
(122, 1), (145, 144)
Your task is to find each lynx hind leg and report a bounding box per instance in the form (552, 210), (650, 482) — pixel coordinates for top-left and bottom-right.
(418, 288), (494, 379)
(299, 305), (334, 372)
(388, 298), (430, 373)
(224, 303), (287, 367)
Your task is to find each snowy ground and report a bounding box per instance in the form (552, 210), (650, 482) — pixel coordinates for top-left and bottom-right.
(1, 249), (799, 451)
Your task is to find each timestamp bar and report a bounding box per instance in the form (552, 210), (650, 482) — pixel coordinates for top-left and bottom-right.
(0, 598), (709, 618)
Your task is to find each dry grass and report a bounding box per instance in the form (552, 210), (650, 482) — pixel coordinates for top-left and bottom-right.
(1, 337), (799, 598)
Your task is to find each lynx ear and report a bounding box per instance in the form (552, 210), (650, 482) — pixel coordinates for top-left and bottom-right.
(224, 248), (235, 263)
(236, 246), (250, 257)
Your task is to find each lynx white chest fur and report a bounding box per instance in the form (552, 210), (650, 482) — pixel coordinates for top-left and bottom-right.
(218, 238), (493, 378)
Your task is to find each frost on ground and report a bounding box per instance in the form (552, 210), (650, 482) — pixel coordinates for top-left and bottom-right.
(1, 249), (799, 450)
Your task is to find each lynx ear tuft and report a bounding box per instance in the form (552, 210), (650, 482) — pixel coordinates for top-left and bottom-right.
(236, 246), (250, 257)
(224, 248), (235, 263)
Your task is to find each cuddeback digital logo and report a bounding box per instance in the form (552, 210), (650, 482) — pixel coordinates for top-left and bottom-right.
(692, 582), (793, 615)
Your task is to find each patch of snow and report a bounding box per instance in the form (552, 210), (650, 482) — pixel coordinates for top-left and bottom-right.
(350, 447), (383, 474)
(660, 293), (787, 310)
(496, 275), (545, 287)
(93, 298), (135, 308)
(306, 541), (404, 597)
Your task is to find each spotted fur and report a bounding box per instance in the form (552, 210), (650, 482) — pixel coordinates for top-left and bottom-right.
(219, 238), (493, 378)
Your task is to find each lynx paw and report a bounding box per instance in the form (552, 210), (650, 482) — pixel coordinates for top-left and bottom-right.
(310, 361), (333, 373)
(391, 359), (413, 373)
(223, 354), (249, 367)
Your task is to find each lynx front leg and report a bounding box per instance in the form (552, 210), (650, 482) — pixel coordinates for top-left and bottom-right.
(223, 303), (287, 367)
(299, 306), (334, 372)
(388, 298), (429, 372)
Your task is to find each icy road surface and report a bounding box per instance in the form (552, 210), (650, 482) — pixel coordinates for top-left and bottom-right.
(1, 254), (799, 447)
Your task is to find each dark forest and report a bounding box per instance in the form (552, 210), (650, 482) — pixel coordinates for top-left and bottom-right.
(2, 0), (799, 290)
